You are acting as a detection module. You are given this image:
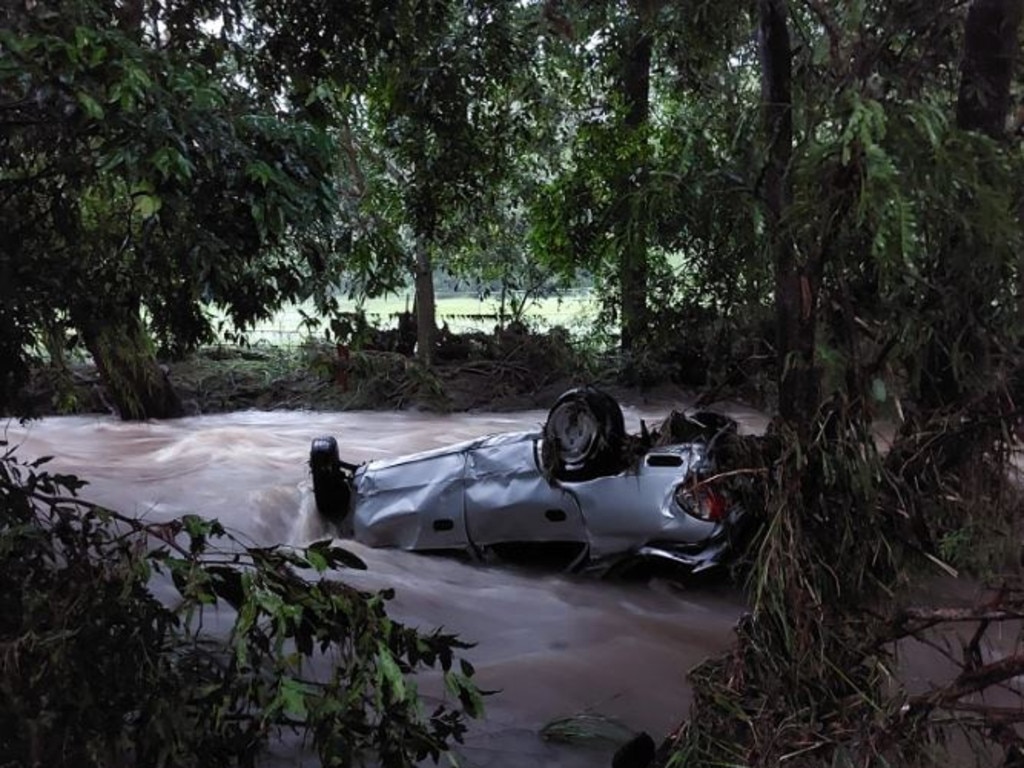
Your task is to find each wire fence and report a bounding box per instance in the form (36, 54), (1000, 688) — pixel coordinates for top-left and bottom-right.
(230, 295), (599, 348)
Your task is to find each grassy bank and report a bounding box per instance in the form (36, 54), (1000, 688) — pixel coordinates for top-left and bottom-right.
(227, 292), (599, 346)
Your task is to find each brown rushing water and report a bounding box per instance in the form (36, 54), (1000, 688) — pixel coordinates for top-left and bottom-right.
(5, 403), (769, 767)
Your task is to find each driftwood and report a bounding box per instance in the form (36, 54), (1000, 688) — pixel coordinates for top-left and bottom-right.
(879, 592), (1024, 757)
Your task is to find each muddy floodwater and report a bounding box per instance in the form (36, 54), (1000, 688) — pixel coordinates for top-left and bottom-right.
(5, 403), (769, 767)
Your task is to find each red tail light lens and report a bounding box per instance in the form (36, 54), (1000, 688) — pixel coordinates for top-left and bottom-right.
(675, 485), (728, 522)
(704, 490), (727, 521)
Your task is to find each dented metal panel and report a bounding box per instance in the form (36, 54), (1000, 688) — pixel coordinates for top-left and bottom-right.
(568, 444), (718, 558)
(353, 441), (470, 551)
(463, 432), (586, 547)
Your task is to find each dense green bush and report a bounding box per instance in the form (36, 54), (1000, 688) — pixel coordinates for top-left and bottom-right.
(0, 440), (481, 767)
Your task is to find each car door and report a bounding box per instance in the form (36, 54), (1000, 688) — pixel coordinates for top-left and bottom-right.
(353, 442), (471, 551)
(463, 432), (588, 549)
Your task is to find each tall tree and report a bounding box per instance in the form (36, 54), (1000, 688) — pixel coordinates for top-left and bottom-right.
(530, 1), (754, 364)
(957, 0), (1024, 137)
(243, 0), (532, 365)
(0, 0), (339, 417)
(671, 2), (1024, 763)
(757, 0), (812, 429)
(529, 1), (659, 356)
(911, 0), (1024, 411)
(369, 3), (529, 364)
(616, 0), (655, 354)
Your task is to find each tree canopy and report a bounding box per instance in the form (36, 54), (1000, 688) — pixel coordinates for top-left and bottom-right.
(3, 0), (1022, 419)
(1, 0), (344, 415)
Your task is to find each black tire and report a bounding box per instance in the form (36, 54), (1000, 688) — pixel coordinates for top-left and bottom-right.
(310, 436), (352, 522)
(542, 387), (625, 481)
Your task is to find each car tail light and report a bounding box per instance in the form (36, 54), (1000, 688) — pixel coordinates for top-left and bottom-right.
(675, 484), (728, 522)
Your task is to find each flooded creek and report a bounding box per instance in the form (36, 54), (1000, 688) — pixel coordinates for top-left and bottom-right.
(4, 404), (767, 766)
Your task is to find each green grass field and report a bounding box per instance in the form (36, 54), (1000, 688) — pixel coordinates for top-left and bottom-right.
(237, 291), (599, 345)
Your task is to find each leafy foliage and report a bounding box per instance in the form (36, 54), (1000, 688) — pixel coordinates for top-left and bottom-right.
(665, 1), (1024, 765)
(671, 401), (1024, 767)
(0, 0), (341, 414)
(238, 0), (538, 361)
(528, 0), (761, 357)
(0, 441), (481, 767)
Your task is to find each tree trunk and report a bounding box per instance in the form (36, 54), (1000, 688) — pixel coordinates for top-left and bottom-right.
(957, 0), (1024, 138)
(76, 305), (183, 421)
(413, 240), (437, 366)
(917, 0), (1024, 409)
(759, 0), (817, 430)
(617, 0), (654, 354)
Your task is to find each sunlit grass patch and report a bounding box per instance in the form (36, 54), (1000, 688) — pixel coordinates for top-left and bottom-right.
(209, 292), (599, 346)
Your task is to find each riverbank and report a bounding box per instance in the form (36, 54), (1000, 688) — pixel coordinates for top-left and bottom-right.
(13, 328), (713, 419)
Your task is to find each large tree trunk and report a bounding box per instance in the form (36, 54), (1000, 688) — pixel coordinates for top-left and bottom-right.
(76, 305), (183, 421)
(917, 0), (1024, 410)
(413, 240), (437, 366)
(759, 0), (818, 430)
(617, 0), (653, 355)
(957, 0), (1024, 137)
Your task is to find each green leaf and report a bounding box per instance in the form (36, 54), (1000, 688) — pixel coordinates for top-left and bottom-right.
(73, 26), (90, 49)
(444, 671), (485, 718)
(870, 377), (887, 403)
(305, 547), (328, 572)
(278, 677), (310, 718)
(324, 544), (367, 571)
(99, 148), (132, 173)
(134, 193), (162, 217)
(376, 644), (407, 703)
(76, 91), (105, 120)
(88, 43), (107, 67)
(151, 146), (194, 182)
(246, 160), (276, 187)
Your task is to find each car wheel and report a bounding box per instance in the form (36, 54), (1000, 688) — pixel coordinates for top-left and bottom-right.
(310, 436), (352, 522)
(542, 387), (625, 481)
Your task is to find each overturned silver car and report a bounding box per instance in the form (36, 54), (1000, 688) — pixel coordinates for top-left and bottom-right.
(310, 388), (751, 576)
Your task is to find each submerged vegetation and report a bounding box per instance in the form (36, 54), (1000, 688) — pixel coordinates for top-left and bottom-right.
(3, 0), (1024, 765)
(0, 441), (482, 767)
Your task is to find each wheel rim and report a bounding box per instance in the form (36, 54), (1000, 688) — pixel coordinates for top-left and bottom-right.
(548, 401), (599, 469)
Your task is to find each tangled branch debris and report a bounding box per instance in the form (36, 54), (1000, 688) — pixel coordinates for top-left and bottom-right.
(656, 395), (1024, 768)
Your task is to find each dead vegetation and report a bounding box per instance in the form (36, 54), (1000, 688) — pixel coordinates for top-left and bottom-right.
(659, 399), (1024, 768)
(8, 326), (606, 418)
